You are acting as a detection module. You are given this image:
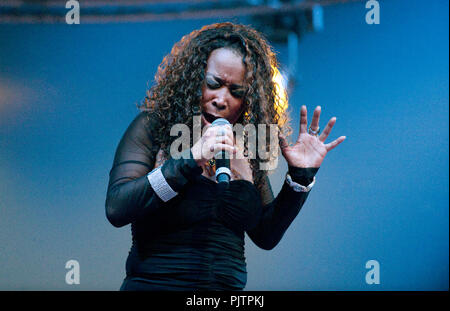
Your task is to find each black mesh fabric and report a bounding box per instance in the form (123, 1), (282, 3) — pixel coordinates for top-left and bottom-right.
(105, 112), (317, 290)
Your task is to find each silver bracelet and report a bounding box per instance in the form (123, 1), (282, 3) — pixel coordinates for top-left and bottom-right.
(285, 173), (316, 193)
(147, 167), (178, 202)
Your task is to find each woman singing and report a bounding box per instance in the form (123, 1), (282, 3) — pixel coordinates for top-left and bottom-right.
(105, 22), (345, 291)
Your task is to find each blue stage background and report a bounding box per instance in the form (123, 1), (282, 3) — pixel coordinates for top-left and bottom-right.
(0, 0), (448, 290)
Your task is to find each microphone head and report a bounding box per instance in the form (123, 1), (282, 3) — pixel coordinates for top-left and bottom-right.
(211, 118), (230, 127)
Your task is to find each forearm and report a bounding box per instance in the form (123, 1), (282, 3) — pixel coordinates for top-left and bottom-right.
(247, 167), (318, 250)
(105, 174), (160, 227)
(105, 149), (202, 227)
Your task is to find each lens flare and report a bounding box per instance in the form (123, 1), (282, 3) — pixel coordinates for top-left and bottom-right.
(272, 66), (288, 126)
(243, 66), (288, 126)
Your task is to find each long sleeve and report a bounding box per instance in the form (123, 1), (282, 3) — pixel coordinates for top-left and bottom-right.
(105, 112), (202, 228)
(247, 167), (319, 250)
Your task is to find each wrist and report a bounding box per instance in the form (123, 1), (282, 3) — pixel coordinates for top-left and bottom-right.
(159, 149), (203, 193)
(191, 145), (206, 167)
(288, 166), (319, 186)
(285, 173), (316, 193)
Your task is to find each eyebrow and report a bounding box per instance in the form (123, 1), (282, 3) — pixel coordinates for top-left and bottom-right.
(206, 73), (244, 89)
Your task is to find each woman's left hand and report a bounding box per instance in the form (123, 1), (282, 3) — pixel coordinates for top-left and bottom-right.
(279, 105), (346, 168)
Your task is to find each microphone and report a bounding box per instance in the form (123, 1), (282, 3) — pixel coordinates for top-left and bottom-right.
(211, 118), (231, 190)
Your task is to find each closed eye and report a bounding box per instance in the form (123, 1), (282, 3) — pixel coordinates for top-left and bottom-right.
(230, 87), (245, 99)
(205, 74), (245, 98)
(206, 77), (220, 89)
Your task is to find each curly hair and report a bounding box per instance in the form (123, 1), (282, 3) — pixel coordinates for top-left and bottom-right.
(138, 22), (292, 191)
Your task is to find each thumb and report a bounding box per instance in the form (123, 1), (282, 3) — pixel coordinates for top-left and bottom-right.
(278, 133), (289, 151)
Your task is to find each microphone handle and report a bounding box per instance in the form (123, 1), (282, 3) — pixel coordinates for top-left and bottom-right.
(215, 151), (230, 184)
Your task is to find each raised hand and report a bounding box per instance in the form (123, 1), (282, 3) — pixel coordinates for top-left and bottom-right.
(278, 105), (346, 168)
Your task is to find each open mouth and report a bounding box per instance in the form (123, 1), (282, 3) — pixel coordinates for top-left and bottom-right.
(202, 111), (221, 124)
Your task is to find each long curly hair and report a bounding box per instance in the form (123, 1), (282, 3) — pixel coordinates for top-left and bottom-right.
(138, 22), (292, 190)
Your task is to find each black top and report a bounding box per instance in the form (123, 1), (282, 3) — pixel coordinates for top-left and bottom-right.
(105, 112), (318, 290)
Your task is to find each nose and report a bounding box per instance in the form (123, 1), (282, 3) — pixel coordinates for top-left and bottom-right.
(212, 91), (227, 110)
(212, 100), (226, 110)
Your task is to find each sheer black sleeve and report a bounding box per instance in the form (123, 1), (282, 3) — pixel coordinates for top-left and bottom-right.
(247, 167), (319, 250)
(105, 112), (202, 228)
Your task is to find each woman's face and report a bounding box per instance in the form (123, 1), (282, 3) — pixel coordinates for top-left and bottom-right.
(201, 47), (246, 126)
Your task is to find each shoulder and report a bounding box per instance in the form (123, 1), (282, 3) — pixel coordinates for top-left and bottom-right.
(122, 110), (162, 140)
(116, 110), (161, 155)
(131, 110), (160, 130)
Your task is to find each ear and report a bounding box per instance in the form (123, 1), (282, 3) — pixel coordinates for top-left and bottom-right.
(238, 99), (250, 122)
(236, 107), (247, 124)
(192, 105), (201, 116)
